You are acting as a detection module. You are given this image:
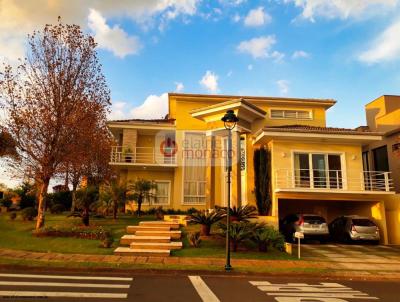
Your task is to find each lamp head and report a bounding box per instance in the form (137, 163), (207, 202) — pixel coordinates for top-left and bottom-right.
(221, 110), (239, 130)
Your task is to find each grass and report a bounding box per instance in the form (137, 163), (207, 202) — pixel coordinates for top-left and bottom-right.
(0, 212), (293, 261)
(172, 223), (294, 260)
(0, 212), (153, 255)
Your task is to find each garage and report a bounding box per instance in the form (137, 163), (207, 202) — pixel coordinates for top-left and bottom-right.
(277, 195), (388, 244)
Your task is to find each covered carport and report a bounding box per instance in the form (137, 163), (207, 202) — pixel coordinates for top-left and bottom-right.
(276, 192), (389, 244)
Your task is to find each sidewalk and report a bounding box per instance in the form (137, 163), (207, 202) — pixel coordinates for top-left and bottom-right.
(1, 248), (399, 279)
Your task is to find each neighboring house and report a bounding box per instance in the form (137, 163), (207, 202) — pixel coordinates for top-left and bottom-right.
(362, 95), (400, 244)
(107, 93), (395, 243)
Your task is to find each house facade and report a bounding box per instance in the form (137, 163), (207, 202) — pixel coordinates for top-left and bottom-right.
(107, 93), (395, 243)
(362, 95), (400, 244)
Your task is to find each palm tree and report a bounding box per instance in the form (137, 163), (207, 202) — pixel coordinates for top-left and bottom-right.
(75, 185), (99, 226)
(127, 179), (156, 216)
(93, 192), (113, 216)
(101, 180), (127, 219)
(189, 210), (225, 236)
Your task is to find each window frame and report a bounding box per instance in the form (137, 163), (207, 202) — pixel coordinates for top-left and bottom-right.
(269, 108), (313, 120)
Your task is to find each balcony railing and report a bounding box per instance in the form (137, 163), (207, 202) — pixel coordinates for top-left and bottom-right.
(110, 146), (176, 166)
(275, 169), (394, 193)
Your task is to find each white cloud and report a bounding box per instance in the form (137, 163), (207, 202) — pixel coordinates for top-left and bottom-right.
(277, 80), (289, 95)
(237, 35), (283, 61)
(175, 82), (184, 92)
(131, 93), (169, 119)
(285, 0), (399, 21)
(199, 71), (219, 93)
(108, 101), (128, 120)
(247, 64), (253, 70)
(88, 9), (141, 58)
(292, 50), (310, 59)
(359, 19), (400, 63)
(0, 0), (201, 61)
(244, 7), (272, 27)
(232, 13), (241, 22)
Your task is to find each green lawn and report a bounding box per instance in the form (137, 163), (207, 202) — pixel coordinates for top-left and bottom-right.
(0, 212), (152, 255)
(172, 224), (294, 260)
(0, 212), (293, 260)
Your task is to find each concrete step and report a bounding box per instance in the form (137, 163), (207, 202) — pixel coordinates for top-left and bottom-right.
(114, 247), (170, 257)
(120, 235), (171, 245)
(139, 221), (180, 229)
(130, 242), (183, 250)
(126, 225), (170, 234)
(135, 230), (182, 239)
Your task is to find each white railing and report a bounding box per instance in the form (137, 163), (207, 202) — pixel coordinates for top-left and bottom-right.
(110, 146), (177, 165)
(275, 169), (394, 192)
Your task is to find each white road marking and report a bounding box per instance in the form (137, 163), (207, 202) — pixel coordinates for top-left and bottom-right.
(250, 281), (378, 301)
(0, 281), (130, 288)
(188, 275), (220, 302)
(0, 273), (133, 281)
(0, 291), (127, 299)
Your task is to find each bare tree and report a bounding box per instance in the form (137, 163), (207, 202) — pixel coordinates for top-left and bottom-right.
(0, 19), (110, 229)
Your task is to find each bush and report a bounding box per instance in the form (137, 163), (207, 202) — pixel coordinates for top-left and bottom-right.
(21, 207), (36, 221)
(46, 191), (72, 210)
(101, 234), (114, 248)
(218, 221), (257, 252)
(0, 196), (12, 208)
(215, 205), (258, 222)
(190, 210), (225, 236)
(188, 232), (201, 247)
(252, 225), (285, 252)
(50, 204), (66, 214)
(155, 206), (164, 220)
(187, 207), (197, 215)
(9, 212), (17, 220)
(34, 226), (111, 240)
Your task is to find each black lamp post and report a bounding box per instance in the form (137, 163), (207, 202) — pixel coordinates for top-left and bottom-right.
(221, 109), (239, 272)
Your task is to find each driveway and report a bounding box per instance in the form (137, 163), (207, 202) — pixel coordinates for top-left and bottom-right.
(300, 244), (400, 272)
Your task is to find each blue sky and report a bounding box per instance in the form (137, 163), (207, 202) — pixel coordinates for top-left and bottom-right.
(1, 0), (400, 129)
(1, 0), (400, 187)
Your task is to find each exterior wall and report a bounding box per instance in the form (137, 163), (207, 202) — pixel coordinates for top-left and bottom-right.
(383, 194), (400, 244)
(122, 129), (137, 148)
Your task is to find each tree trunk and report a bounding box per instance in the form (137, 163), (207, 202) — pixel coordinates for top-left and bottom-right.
(82, 207), (89, 226)
(137, 196), (142, 217)
(71, 182), (78, 212)
(200, 225), (211, 236)
(113, 200), (118, 220)
(35, 178), (49, 230)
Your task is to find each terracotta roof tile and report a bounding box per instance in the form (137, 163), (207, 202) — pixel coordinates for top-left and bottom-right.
(263, 125), (383, 136)
(108, 118), (175, 124)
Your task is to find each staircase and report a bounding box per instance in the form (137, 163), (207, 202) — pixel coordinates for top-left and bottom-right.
(114, 221), (182, 257)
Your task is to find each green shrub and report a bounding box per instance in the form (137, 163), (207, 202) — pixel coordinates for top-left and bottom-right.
(155, 206), (164, 220)
(21, 207), (36, 221)
(50, 204), (66, 214)
(215, 205), (258, 222)
(46, 191), (72, 210)
(101, 234), (114, 248)
(252, 225), (285, 252)
(190, 210), (225, 236)
(9, 212), (17, 220)
(187, 207), (197, 214)
(0, 195), (12, 208)
(218, 221), (257, 252)
(188, 231), (201, 247)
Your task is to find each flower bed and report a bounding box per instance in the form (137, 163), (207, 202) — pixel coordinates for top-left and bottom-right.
(33, 226), (111, 240)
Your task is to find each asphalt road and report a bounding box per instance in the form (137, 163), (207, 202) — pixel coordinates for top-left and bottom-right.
(0, 270), (399, 302)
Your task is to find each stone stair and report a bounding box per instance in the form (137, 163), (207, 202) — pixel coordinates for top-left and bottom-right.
(114, 220), (182, 257)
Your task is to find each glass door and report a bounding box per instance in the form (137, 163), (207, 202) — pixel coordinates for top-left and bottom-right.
(312, 154), (327, 188)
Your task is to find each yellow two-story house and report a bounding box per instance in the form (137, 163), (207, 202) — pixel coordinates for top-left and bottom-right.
(107, 93), (395, 243)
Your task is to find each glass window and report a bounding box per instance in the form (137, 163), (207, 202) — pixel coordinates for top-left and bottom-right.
(183, 132), (207, 204)
(294, 153), (310, 187)
(373, 145), (389, 172)
(154, 181), (170, 205)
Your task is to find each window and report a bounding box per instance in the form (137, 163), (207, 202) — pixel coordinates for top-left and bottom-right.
(294, 153), (342, 189)
(153, 181), (170, 205)
(373, 145), (389, 172)
(183, 132), (207, 204)
(270, 109), (312, 120)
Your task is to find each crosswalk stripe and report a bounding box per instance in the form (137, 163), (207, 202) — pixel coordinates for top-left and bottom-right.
(0, 273), (133, 281)
(0, 281), (130, 288)
(188, 276), (220, 302)
(0, 291), (127, 299)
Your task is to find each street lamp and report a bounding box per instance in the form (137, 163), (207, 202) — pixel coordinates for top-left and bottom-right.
(221, 109), (239, 272)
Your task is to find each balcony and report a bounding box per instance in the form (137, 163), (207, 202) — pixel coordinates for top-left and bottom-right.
(275, 169), (394, 193)
(110, 146), (177, 167)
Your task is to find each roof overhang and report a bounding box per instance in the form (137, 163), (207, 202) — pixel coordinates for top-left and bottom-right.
(254, 130), (383, 145)
(190, 98), (266, 123)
